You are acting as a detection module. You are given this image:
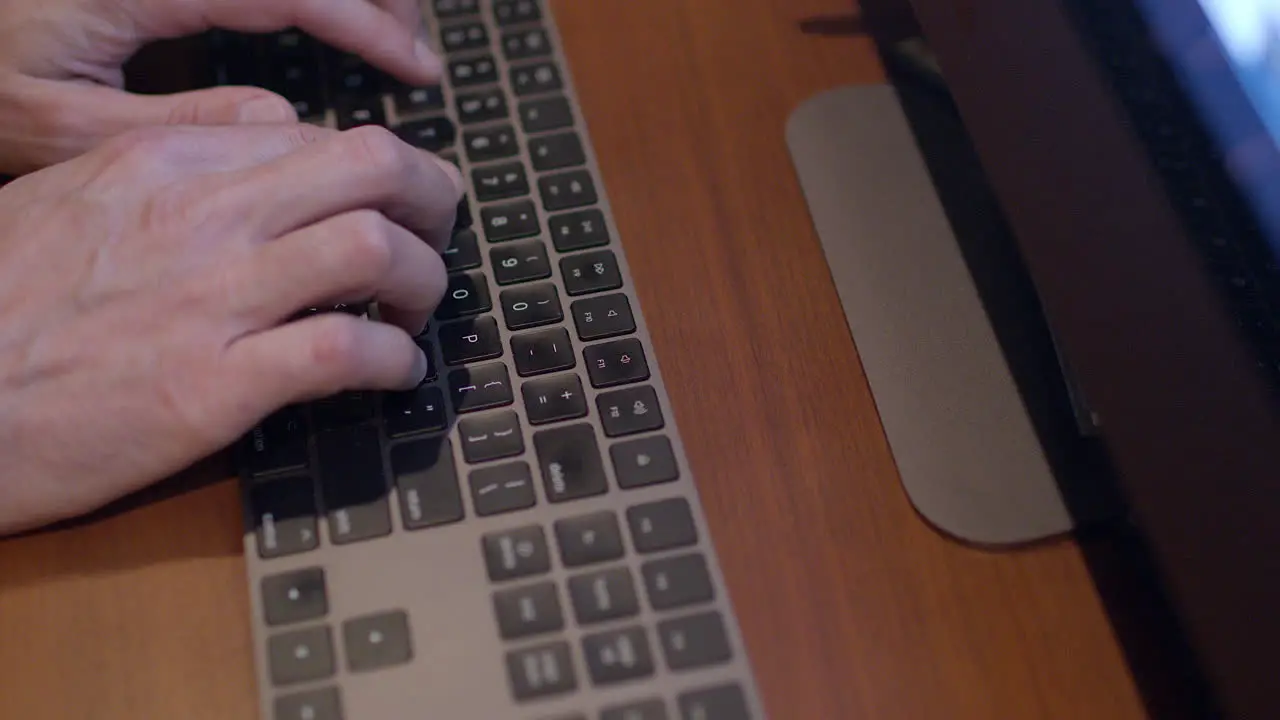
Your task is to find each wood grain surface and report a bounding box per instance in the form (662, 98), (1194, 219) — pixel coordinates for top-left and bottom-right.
(0, 1), (1160, 718)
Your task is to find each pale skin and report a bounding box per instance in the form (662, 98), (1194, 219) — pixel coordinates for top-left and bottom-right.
(0, 0), (463, 534)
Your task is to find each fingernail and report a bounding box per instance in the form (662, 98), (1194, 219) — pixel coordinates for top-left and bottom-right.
(237, 95), (297, 123)
(415, 39), (443, 76)
(409, 347), (429, 387)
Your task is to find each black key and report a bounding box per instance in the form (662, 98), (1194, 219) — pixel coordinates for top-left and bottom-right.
(581, 627), (654, 686)
(330, 56), (382, 97)
(501, 283), (563, 330)
(250, 475), (319, 559)
(268, 626), (335, 686)
(492, 239), (552, 285)
(469, 461), (537, 516)
(602, 700), (669, 720)
(597, 385), (664, 437)
(274, 687), (343, 720)
(520, 96), (574, 133)
(456, 195), (473, 231)
(262, 568), (328, 627)
(511, 327), (574, 377)
(561, 249), (622, 296)
(534, 423), (608, 502)
(391, 437), (464, 529)
(312, 391), (376, 430)
(642, 554), (714, 610)
(584, 338), (650, 387)
(434, 0), (479, 17)
(244, 408), (308, 477)
(335, 96), (386, 129)
(522, 372), (587, 424)
(511, 62), (563, 96)
(678, 685), (750, 720)
(473, 162), (528, 201)
(493, 581), (563, 639)
(481, 199), (540, 242)
(550, 209), (609, 252)
(443, 228), (482, 271)
(627, 498), (698, 553)
(571, 293), (635, 340)
(554, 511), (624, 566)
(435, 271), (492, 320)
(395, 116), (456, 152)
(464, 124), (518, 162)
(611, 435), (680, 489)
(569, 567), (639, 624)
(539, 170), (597, 211)
(449, 362), (515, 413)
(502, 28), (551, 59)
(505, 642), (576, 700)
(449, 54), (498, 87)
(441, 22), (488, 52)
(317, 425), (391, 544)
(343, 610), (413, 672)
(439, 316), (503, 365)
(529, 131), (584, 170)
(483, 525), (551, 581)
(494, 0), (541, 25)
(456, 88), (508, 124)
(383, 385), (447, 438)
(392, 85), (445, 114)
(459, 410), (525, 463)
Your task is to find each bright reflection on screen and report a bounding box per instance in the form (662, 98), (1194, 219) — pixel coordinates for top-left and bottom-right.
(1199, 0), (1280, 143)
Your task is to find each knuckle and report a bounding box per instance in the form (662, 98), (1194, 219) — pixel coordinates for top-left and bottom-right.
(336, 211), (395, 282)
(308, 315), (363, 379)
(339, 125), (410, 178)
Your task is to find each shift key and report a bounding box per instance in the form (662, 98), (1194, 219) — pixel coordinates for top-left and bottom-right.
(317, 425), (392, 544)
(391, 437), (464, 529)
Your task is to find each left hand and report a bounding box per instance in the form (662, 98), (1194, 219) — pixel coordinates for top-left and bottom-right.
(0, 0), (442, 175)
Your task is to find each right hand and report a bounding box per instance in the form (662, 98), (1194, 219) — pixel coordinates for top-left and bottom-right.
(0, 123), (463, 535)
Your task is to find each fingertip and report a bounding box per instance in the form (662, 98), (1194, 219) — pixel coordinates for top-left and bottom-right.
(431, 153), (466, 198)
(407, 346), (430, 389)
(414, 39), (445, 81)
(236, 93), (299, 124)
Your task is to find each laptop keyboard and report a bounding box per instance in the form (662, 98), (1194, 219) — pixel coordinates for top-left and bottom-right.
(211, 2), (765, 719)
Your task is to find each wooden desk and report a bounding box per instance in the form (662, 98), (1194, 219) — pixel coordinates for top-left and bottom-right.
(0, 0), (1185, 717)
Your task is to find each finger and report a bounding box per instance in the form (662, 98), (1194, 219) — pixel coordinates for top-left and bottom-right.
(212, 125), (465, 252)
(230, 210), (447, 335)
(376, 0), (426, 34)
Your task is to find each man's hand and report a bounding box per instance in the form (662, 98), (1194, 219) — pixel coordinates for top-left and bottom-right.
(0, 0), (441, 174)
(0, 124), (462, 535)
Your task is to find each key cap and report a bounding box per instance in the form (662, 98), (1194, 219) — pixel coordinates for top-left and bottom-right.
(274, 687), (343, 720)
(343, 610), (413, 672)
(444, 227), (482, 271)
(459, 410), (525, 463)
(539, 170), (597, 211)
(449, 362), (514, 413)
(330, 56), (382, 97)
(505, 641), (576, 700)
(481, 199), (541, 242)
(383, 385), (447, 438)
(494, 0), (541, 25)
(456, 88), (509, 124)
(456, 195), (474, 230)
(450, 54), (498, 87)
(584, 338), (650, 387)
(436, 271), (492, 320)
(554, 511), (624, 566)
(512, 327), (574, 377)
(642, 553), (714, 610)
(677, 684), (750, 720)
(501, 283), (563, 330)
(392, 84), (445, 115)
(602, 699), (669, 720)
(493, 581), (563, 639)
(561, 249), (622, 296)
(569, 567), (639, 624)
(464, 123), (519, 162)
(243, 408), (308, 477)
(529, 131), (584, 170)
(469, 461), (537, 515)
(483, 525), (551, 581)
(473, 162), (529, 201)
(511, 62), (563, 96)
(335, 96), (386, 129)
(597, 385), (664, 437)
(441, 21), (488, 52)
(581, 627), (654, 686)
(627, 498), (698, 553)
(268, 626), (335, 686)
(550, 209), (609, 252)
(410, 338), (440, 383)
(611, 435), (680, 489)
(533, 423), (608, 502)
(433, 0), (479, 17)
(318, 425), (391, 544)
(250, 475), (319, 559)
(262, 568), (328, 626)
(502, 28), (551, 59)
(439, 315), (503, 365)
(520, 96), (574, 133)
(571, 293), (634, 340)
(396, 116), (456, 152)
(391, 436), (464, 529)
(521, 372), (587, 424)
(312, 391), (376, 430)
(492, 239), (551, 285)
